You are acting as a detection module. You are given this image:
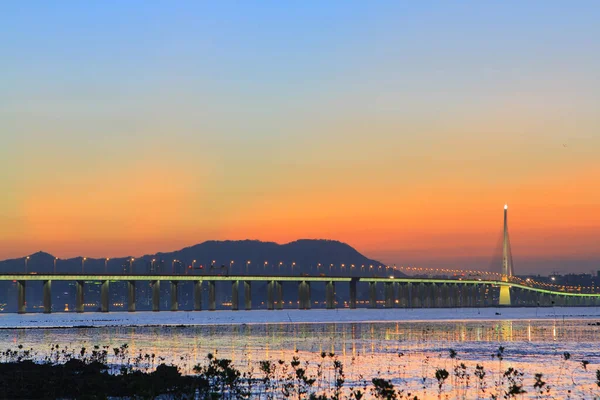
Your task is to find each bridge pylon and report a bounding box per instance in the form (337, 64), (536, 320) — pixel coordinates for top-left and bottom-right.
(499, 204), (513, 306)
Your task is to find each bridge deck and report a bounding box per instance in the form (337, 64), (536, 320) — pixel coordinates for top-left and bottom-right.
(1, 274), (598, 297)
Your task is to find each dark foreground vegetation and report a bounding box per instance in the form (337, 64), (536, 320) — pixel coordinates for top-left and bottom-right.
(1, 344), (600, 399)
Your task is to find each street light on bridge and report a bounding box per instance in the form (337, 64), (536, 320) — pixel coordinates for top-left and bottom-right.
(25, 256), (30, 273)
(129, 258), (135, 274)
(54, 257), (58, 274)
(82, 257), (87, 273)
(105, 258), (109, 274)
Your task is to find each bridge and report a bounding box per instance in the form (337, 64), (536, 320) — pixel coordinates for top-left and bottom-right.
(4, 206), (600, 313)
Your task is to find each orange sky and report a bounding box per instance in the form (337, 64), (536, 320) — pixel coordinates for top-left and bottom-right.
(2, 2), (600, 273)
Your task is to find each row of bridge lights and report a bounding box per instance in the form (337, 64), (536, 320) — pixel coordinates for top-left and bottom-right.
(395, 265), (596, 292)
(21, 257), (595, 292)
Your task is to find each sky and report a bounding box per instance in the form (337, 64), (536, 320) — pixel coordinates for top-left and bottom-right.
(1, 1), (599, 274)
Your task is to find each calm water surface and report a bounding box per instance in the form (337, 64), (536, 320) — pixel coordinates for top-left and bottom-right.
(2, 318), (600, 398)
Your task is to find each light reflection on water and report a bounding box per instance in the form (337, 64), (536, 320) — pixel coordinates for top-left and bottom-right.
(1, 318), (600, 398)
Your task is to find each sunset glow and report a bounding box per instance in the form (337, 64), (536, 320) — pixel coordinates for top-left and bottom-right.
(2, 2), (599, 274)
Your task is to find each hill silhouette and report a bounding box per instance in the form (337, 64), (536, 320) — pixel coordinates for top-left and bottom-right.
(0, 239), (401, 277)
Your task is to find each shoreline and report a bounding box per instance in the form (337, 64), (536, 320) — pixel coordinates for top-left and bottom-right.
(0, 306), (599, 329)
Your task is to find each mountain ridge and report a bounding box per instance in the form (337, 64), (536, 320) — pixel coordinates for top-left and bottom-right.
(0, 239), (401, 276)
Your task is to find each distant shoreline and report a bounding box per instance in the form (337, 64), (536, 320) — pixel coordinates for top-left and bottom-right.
(0, 307), (599, 329)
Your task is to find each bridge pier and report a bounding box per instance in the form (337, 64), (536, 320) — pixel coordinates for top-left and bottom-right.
(276, 281), (283, 309)
(194, 280), (203, 311)
(349, 278), (357, 309)
(412, 283), (422, 308)
(467, 285), (475, 307)
(244, 281), (251, 310)
(43, 280), (51, 314)
(76, 281), (84, 313)
(499, 284), (511, 306)
(436, 284), (444, 308)
(369, 282), (377, 308)
(170, 281), (179, 311)
(231, 281), (239, 311)
(384, 282), (395, 308)
(326, 281), (335, 309)
(449, 284), (456, 307)
(397, 283), (407, 308)
(208, 281), (216, 311)
(477, 285), (485, 307)
(128, 281), (136, 312)
(267, 281), (275, 310)
(275, 281), (284, 310)
(298, 281), (311, 309)
(425, 283), (434, 308)
(406, 283), (413, 308)
(17, 281), (26, 314)
(152, 280), (160, 311)
(101, 280), (109, 312)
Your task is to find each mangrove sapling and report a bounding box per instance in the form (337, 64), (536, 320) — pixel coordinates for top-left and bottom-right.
(259, 360), (277, 399)
(474, 363), (487, 399)
(492, 345), (505, 399)
(371, 377), (398, 400)
(448, 349), (458, 390)
(556, 351), (571, 388)
(453, 362), (469, 398)
(533, 373), (551, 399)
(332, 356), (345, 400)
(435, 368), (449, 397)
(348, 374), (368, 400)
(502, 367), (526, 399)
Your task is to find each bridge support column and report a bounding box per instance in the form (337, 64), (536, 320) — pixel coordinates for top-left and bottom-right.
(101, 280), (109, 313)
(43, 280), (51, 314)
(267, 281), (275, 310)
(349, 278), (357, 309)
(76, 281), (84, 313)
(439, 284), (447, 307)
(208, 281), (216, 311)
(369, 282), (377, 308)
(467, 285), (474, 307)
(128, 281), (136, 312)
(476, 285), (484, 307)
(435, 284), (443, 308)
(194, 281), (203, 311)
(298, 281), (305, 309)
(424, 283), (433, 308)
(326, 281), (335, 309)
(452, 284), (460, 308)
(499, 284), (511, 306)
(170, 281), (178, 311)
(299, 281), (311, 309)
(428, 284), (436, 308)
(385, 282), (395, 308)
(407, 283), (414, 308)
(17, 281), (26, 314)
(412, 283), (422, 308)
(298, 281), (311, 309)
(398, 283), (408, 308)
(244, 281), (251, 310)
(276, 281), (283, 310)
(231, 281), (239, 311)
(152, 280), (160, 311)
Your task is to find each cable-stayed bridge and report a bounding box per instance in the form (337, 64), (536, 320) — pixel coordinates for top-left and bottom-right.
(3, 206), (599, 313)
